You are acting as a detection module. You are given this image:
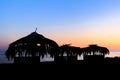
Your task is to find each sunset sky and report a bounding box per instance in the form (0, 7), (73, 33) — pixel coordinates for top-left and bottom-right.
(1, 0), (120, 51)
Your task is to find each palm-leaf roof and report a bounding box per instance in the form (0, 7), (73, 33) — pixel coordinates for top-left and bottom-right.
(6, 32), (59, 60)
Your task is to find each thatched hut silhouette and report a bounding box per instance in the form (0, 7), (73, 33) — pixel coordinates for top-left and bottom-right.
(82, 44), (109, 61)
(6, 32), (59, 63)
(54, 44), (81, 62)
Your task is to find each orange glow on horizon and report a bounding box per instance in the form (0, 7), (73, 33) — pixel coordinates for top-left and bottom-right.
(52, 33), (120, 52)
(1, 31), (120, 52)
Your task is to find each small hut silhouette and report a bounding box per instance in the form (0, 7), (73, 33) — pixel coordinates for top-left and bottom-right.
(82, 44), (109, 61)
(6, 32), (59, 63)
(54, 44), (81, 62)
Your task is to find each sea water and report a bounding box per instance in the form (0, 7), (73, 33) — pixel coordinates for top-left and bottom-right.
(0, 50), (14, 63)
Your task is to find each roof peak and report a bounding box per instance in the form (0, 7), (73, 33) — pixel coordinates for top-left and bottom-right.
(35, 27), (37, 32)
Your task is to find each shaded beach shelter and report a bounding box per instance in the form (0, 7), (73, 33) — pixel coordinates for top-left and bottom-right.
(55, 44), (81, 62)
(88, 44), (109, 55)
(82, 44), (109, 61)
(60, 44), (81, 56)
(6, 32), (59, 63)
(81, 44), (109, 55)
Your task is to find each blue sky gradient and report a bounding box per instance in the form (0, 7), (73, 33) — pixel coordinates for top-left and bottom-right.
(1, 0), (120, 51)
